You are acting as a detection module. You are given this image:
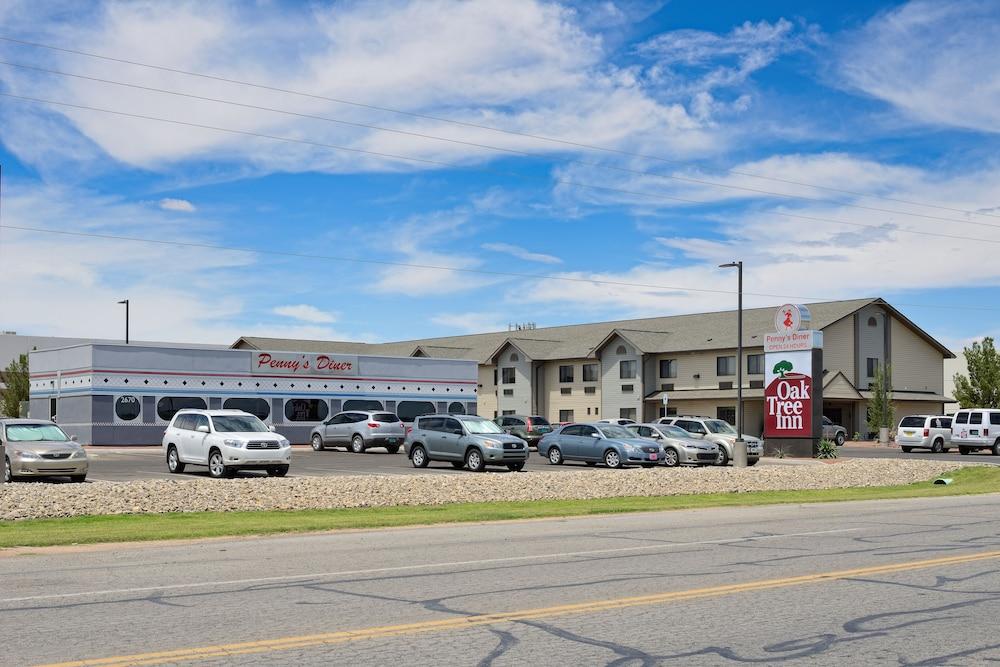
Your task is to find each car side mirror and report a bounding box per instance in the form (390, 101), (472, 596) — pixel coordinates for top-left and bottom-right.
(590, 433), (601, 438)
(196, 424), (210, 433)
(70, 435), (78, 442)
(453, 428), (464, 436)
(269, 425), (276, 432)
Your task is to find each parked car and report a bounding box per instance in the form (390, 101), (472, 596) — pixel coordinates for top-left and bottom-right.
(951, 409), (1000, 455)
(596, 418), (637, 426)
(627, 423), (720, 467)
(538, 422), (663, 468)
(405, 414), (528, 471)
(896, 415), (952, 453)
(660, 416), (761, 466)
(162, 409), (291, 478)
(1, 419), (88, 483)
(821, 416), (848, 446)
(310, 410), (406, 453)
(494, 414), (553, 448)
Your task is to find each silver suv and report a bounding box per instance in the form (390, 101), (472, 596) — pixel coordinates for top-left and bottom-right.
(660, 416), (761, 466)
(405, 414), (528, 472)
(310, 411), (406, 453)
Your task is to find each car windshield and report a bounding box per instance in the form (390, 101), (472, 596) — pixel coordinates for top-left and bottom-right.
(6, 424), (70, 442)
(598, 425), (634, 439)
(462, 418), (504, 434)
(211, 415), (269, 433)
(658, 425), (691, 439)
(705, 420), (737, 434)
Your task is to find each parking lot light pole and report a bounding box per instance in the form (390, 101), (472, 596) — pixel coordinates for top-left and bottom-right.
(118, 299), (129, 344)
(719, 261), (747, 467)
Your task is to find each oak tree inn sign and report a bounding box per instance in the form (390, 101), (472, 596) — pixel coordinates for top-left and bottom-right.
(764, 304), (823, 442)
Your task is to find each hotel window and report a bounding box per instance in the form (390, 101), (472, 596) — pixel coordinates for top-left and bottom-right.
(503, 389), (514, 396)
(284, 399), (329, 422)
(619, 408), (637, 420)
(157, 396), (207, 421)
(559, 365), (574, 383)
(222, 397), (270, 420)
(621, 384), (634, 393)
(583, 364), (599, 382)
(561, 387), (572, 395)
(620, 360), (637, 379)
(616, 345), (627, 355)
(866, 357), (879, 377)
(717, 356), (736, 376)
(717, 406), (736, 425)
(501, 367), (516, 384)
(747, 354), (765, 375)
(584, 386), (596, 395)
(559, 409), (574, 422)
(659, 359), (677, 378)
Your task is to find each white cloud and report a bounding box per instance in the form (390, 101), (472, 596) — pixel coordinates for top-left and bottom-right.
(158, 197), (196, 212)
(272, 304), (336, 324)
(482, 242), (562, 264)
(838, 0), (1000, 133)
(430, 312), (507, 334)
(0, 0), (721, 176)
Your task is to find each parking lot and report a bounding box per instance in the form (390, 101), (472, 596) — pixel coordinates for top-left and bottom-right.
(64, 443), (995, 483)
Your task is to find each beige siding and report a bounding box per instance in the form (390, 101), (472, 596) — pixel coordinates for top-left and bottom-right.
(496, 347), (532, 415)
(651, 347), (764, 391)
(541, 359), (601, 422)
(893, 401), (944, 429)
(890, 318), (945, 394)
(600, 335), (642, 419)
(477, 364), (497, 418)
(821, 316), (855, 384)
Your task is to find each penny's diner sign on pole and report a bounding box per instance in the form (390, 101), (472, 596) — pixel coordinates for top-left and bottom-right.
(763, 304), (824, 457)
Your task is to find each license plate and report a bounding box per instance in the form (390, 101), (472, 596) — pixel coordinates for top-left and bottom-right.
(387, 438), (398, 444)
(903, 431), (914, 436)
(649, 453), (658, 460)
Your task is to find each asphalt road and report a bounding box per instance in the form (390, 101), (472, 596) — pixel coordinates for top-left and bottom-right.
(6, 494), (1000, 665)
(71, 444), (997, 483)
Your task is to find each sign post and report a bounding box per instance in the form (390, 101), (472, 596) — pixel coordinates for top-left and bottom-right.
(763, 304), (824, 457)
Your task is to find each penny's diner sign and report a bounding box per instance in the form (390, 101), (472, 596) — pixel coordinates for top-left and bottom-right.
(764, 305), (822, 439)
(252, 352), (359, 376)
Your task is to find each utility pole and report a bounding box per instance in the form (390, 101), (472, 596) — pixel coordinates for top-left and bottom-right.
(719, 261), (746, 466)
(118, 299), (130, 344)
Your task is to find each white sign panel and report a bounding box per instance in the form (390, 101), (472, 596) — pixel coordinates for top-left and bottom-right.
(764, 330), (823, 353)
(253, 352), (359, 376)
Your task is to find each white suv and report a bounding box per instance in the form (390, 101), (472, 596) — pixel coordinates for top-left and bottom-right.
(951, 408), (1000, 456)
(162, 409), (291, 478)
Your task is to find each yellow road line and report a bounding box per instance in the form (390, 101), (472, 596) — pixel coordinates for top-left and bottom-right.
(40, 549), (1000, 667)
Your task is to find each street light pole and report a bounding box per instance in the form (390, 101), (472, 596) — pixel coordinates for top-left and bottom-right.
(719, 261), (746, 466)
(118, 299), (129, 344)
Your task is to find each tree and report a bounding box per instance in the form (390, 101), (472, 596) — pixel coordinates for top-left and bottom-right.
(0, 353), (29, 418)
(772, 360), (793, 377)
(952, 337), (1000, 408)
(866, 362), (894, 436)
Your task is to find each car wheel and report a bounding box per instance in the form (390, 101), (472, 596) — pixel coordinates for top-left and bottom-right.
(70, 475), (87, 483)
(547, 447), (563, 465)
(931, 439), (944, 454)
(747, 458), (759, 467)
(166, 446), (185, 474)
(466, 448), (486, 472)
(311, 434), (325, 451)
(507, 462), (525, 472)
(4, 457), (14, 483)
(387, 445), (400, 454)
(959, 447), (970, 455)
(716, 447), (730, 466)
(835, 432), (846, 446)
(901, 446), (912, 453)
(411, 445), (429, 468)
(992, 440), (1000, 456)
(663, 448), (680, 467)
(604, 449), (623, 469)
(208, 450), (230, 479)
(351, 435), (367, 454)
(267, 465), (289, 477)
(451, 461), (464, 469)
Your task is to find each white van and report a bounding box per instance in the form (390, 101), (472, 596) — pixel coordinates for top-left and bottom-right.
(950, 409), (1000, 455)
(896, 415), (952, 453)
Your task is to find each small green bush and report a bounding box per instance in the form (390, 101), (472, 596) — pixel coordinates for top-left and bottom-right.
(817, 439), (839, 459)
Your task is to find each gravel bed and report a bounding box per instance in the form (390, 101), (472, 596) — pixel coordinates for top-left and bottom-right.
(0, 459), (963, 521)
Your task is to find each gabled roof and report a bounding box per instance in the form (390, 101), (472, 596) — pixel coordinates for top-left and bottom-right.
(230, 298), (953, 364)
(822, 371), (864, 400)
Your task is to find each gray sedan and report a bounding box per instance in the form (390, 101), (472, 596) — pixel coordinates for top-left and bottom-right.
(2, 419), (89, 482)
(538, 423), (663, 468)
(628, 423), (720, 467)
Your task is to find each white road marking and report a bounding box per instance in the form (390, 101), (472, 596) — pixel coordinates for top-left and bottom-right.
(0, 527), (859, 604)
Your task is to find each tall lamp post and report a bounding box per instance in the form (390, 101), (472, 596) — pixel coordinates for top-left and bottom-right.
(719, 261), (746, 466)
(118, 299), (130, 344)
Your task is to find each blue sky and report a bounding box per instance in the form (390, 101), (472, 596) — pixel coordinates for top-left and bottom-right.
(0, 0), (998, 354)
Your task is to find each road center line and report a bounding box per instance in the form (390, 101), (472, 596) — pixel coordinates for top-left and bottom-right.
(1, 527), (857, 604)
(38, 548), (1000, 667)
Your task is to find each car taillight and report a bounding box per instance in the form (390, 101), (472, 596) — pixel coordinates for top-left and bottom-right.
(986, 428), (990, 437)
(923, 428), (929, 437)
(405, 426), (413, 435)
(368, 423), (380, 428)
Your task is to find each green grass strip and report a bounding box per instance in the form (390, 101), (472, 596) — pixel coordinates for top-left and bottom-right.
(1, 466), (997, 549)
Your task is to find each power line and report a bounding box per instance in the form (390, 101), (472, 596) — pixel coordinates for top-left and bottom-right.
(0, 33), (996, 222)
(3, 223), (998, 313)
(2, 91), (999, 249)
(1, 58), (996, 230)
